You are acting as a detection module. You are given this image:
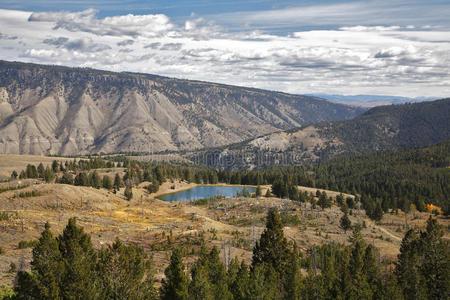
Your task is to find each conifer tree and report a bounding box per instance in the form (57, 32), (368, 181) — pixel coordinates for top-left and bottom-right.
(372, 201), (384, 221)
(113, 173), (123, 190)
(419, 216), (449, 299)
(90, 171), (101, 189)
(74, 172), (89, 186)
(160, 248), (189, 300)
(195, 246), (232, 300)
(124, 185), (133, 200)
(248, 263), (279, 300)
(340, 212), (352, 233)
(102, 176), (113, 190)
(57, 218), (99, 299)
(188, 264), (213, 300)
(15, 222), (63, 300)
(229, 260), (250, 300)
(395, 229), (426, 299)
(43, 166), (54, 183)
(97, 238), (157, 299)
(52, 160), (58, 173)
(362, 244), (380, 298)
(256, 185), (262, 197)
(37, 163), (45, 178)
(285, 244), (302, 300)
(252, 209), (291, 273)
(346, 228), (371, 299)
(318, 191), (331, 210)
(252, 208), (291, 295)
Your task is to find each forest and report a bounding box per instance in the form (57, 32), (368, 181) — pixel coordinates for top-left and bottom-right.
(3, 209), (448, 299)
(13, 139), (450, 216)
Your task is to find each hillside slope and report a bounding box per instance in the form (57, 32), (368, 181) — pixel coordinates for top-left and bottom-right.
(0, 60), (363, 155)
(190, 98), (450, 169)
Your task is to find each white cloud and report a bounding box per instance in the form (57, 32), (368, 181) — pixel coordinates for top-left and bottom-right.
(29, 9), (173, 37)
(0, 7), (449, 97)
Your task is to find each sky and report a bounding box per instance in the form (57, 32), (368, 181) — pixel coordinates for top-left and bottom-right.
(0, 0), (449, 97)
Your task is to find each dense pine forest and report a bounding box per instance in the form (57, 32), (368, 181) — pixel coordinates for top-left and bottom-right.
(3, 209), (448, 299)
(12, 139), (450, 216)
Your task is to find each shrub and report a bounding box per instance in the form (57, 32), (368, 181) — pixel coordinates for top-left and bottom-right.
(17, 240), (39, 249)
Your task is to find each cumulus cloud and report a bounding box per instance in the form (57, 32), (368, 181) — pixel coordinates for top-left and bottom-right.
(144, 42), (161, 49)
(117, 39), (134, 46)
(43, 37), (111, 52)
(1, 5), (449, 97)
(160, 43), (182, 51)
(29, 9), (173, 37)
(0, 32), (18, 40)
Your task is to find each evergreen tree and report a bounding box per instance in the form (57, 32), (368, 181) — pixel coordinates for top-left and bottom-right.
(74, 172), (89, 186)
(90, 171), (101, 189)
(229, 260), (249, 300)
(372, 201), (384, 221)
(252, 208), (291, 295)
(26, 164), (38, 178)
(395, 229), (426, 299)
(285, 244), (302, 300)
(52, 160), (58, 173)
(15, 222), (63, 300)
(195, 246), (232, 300)
(37, 163), (45, 178)
(419, 216), (449, 299)
(124, 185), (133, 201)
(317, 191), (331, 210)
(59, 172), (73, 185)
(57, 218), (99, 299)
(113, 173), (123, 190)
(346, 228), (371, 299)
(188, 264), (213, 300)
(340, 212), (352, 233)
(43, 167), (54, 183)
(11, 170), (18, 179)
(256, 185), (263, 197)
(102, 176), (113, 190)
(248, 263), (279, 300)
(362, 244), (380, 298)
(97, 238), (157, 299)
(160, 248), (189, 300)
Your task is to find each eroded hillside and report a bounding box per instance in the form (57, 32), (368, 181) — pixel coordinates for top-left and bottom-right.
(0, 61), (363, 155)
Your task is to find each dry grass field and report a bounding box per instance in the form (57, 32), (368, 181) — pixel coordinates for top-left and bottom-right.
(0, 155), (448, 289)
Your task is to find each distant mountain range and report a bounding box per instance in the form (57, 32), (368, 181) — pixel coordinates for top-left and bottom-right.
(0, 60), (363, 155)
(190, 98), (450, 169)
(307, 93), (438, 107)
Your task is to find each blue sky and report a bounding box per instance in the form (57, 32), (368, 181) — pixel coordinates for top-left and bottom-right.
(0, 0), (449, 96)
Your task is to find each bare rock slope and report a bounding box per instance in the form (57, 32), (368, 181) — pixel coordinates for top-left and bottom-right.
(0, 60), (363, 155)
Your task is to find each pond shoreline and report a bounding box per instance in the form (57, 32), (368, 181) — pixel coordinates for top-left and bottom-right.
(154, 183), (259, 198)
(156, 184), (258, 202)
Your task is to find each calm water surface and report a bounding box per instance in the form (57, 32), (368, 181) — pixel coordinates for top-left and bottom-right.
(158, 185), (256, 202)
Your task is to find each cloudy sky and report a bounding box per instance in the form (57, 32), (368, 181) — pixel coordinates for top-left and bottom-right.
(0, 0), (449, 97)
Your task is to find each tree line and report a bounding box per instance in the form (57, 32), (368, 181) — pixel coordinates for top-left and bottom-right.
(10, 140), (450, 216)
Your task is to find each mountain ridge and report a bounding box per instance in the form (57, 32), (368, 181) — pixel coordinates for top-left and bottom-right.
(0, 60), (364, 155)
(189, 98), (450, 169)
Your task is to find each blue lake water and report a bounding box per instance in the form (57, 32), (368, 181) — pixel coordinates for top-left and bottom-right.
(158, 185), (256, 202)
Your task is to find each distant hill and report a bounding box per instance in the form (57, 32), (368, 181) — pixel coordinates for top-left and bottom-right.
(0, 60), (363, 155)
(190, 98), (450, 169)
(308, 93), (438, 107)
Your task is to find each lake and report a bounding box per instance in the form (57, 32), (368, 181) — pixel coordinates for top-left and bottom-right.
(157, 185), (256, 202)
